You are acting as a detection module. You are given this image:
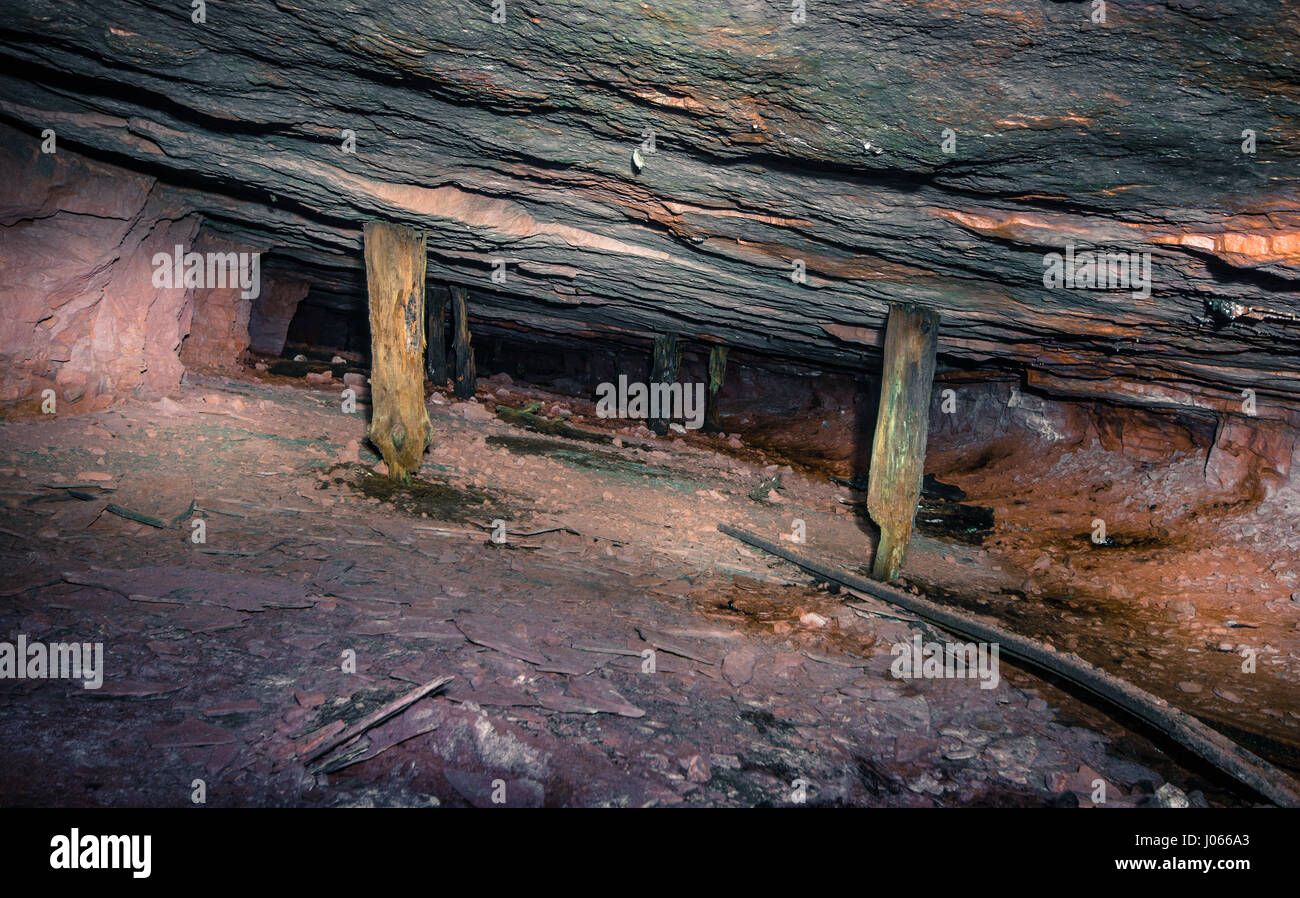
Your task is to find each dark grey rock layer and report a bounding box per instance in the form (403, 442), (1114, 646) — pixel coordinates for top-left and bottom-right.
(1, 0), (1296, 418)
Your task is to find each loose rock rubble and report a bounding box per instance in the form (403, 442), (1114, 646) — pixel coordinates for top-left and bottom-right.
(0, 370), (1289, 807)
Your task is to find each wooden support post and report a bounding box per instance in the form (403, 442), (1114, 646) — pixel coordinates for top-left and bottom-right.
(704, 344), (728, 433)
(867, 304), (939, 581)
(364, 221), (432, 481)
(647, 333), (680, 436)
(450, 286), (476, 399)
(426, 284), (448, 385)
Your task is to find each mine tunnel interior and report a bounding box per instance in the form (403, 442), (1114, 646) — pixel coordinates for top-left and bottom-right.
(4, 130), (1298, 810)
(211, 255), (1299, 789)
(1, 0), (1298, 811)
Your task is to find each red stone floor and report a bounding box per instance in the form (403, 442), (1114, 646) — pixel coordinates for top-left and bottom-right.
(0, 370), (1293, 806)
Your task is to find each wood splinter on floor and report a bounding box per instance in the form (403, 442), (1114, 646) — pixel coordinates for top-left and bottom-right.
(302, 674), (454, 770)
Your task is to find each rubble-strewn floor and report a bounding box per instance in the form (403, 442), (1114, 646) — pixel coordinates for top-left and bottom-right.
(0, 369), (1292, 806)
(925, 435), (1300, 767)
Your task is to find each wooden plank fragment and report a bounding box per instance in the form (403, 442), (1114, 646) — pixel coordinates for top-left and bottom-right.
(301, 674), (454, 765)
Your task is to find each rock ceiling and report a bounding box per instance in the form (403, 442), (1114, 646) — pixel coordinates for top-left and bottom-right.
(1, 0), (1297, 417)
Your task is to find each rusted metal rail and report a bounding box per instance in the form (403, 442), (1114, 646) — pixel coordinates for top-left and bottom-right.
(719, 523), (1300, 808)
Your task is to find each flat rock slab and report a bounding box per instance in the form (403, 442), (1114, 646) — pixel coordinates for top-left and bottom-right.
(67, 566), (311, 612)
(202, 699), (264, 716)
(533, 646), (602, 676)
(282, 634), (329, 652)
(536, 677), (644, 718)
(636, 628), (716, 666)
(456, 617), (548, 666)
(446, 683), (539, 708)
(50, 499), (108, 532)
(722, 648), (759, 688)
(146, 718), (237, 748)
(170, 606), (248, 633)
(81, 680), (184, 699)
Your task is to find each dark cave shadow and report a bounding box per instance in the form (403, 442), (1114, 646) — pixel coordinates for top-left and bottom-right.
(847, 330), (889, 566)
(849, 361), (885, 568)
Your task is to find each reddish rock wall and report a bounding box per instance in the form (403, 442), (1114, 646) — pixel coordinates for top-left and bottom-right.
(179, 231), (265, 372)
(0, 122), (198, 414)
(0, 124), (307, 410)
(1205, 418), (1298, 501)
(249, 275), (309, 357)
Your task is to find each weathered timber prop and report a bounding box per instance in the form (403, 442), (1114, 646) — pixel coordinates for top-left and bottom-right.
(426, 284), (449, 385)
(718, 524), (1300, 809)
(364, 221), (432, 481)
(647, 333), (681, 436)
(867, 304), (939, 581)
(450, 286), (477, 399)
(704, 344), (728, 433)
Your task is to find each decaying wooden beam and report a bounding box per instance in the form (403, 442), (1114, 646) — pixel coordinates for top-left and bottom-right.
(705, 344), (728, 433)
(451, 286), (477, 400)
(426, 284), (448, 385)
(496, 401), (612, 443)
(647, 333), (681, 436)
(867, 304), (939, 581)
(364, 221), (432, 481)
(495, 402), (661, 452)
